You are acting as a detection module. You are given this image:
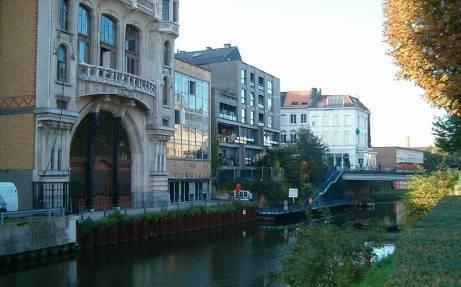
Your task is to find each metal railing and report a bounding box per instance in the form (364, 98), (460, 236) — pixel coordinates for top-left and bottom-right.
(0, 208), (65, 224)
(33, 182), (79, 214)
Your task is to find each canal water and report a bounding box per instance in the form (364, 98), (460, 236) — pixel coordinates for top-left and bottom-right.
(0, 203), (402, 287)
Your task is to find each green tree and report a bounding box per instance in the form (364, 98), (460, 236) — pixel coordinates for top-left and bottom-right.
(260, 128), (328, 189)
(433, 114), (461, 154)
(384, 0), (461, 116)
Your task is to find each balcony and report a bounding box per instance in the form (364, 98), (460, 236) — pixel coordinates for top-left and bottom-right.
(119, 0), (159, 18)
(219, 112), (237, 122)
(78, 63), (156, 110)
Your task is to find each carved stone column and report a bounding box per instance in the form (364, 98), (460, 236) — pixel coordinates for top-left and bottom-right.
(145, 124), (174, 207)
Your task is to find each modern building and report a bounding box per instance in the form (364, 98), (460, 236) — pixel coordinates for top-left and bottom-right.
(167, 58), (211, 203)
(176, 45), (281, 182)
(0, 0), (180, 210)
(280, 90), (377, 170)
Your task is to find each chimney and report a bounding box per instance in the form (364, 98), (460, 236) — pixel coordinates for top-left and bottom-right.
(206, 47), (212, 50)
(405, 136), (410, 148)
(224, 43), (231, 48)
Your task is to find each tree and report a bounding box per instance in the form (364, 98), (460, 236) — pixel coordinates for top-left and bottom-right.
(433, 114), (461, 154)
(260, 128), (328, 189)
(384, 0), (461, 116)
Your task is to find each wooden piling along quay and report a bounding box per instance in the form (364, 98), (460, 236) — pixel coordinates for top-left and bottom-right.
(77, 207), (257, 249)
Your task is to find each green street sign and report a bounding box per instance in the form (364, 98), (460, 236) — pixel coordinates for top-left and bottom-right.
(355, 128), (360, 135)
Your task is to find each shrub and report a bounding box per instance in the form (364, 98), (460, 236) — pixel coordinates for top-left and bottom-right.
(282, 221), (385, 287)
(403, 170), (459, 225)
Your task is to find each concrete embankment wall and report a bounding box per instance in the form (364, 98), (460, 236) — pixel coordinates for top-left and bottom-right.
(0, 217), (77, 257)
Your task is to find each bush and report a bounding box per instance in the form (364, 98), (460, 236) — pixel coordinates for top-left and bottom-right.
(282, 221), (385, 287)
(403, 170), (459, 225)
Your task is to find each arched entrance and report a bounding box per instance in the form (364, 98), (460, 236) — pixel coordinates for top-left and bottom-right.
(70, 111), (132, 210)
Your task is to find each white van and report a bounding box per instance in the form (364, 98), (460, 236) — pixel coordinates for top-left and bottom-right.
(0, 182), (18, 212)
(232, 190), (253, 201)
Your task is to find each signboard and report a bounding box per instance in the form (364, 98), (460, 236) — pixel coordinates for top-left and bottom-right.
(288, 188), (298, 198)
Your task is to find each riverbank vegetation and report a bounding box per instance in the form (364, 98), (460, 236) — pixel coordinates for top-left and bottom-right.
(282, 218), (385, 287)
(386, 196), (461, 286)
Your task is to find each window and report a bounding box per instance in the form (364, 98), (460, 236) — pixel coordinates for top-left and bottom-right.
(162, 0), (170, 21)
(250, 73), (255, 86)
(268, 115), (273, 128)
(173, 1), (179, 22)
(333, 131), (340, 145)
(290, 132), (297, 143)
(258, 76), (264, 91)
(258, 95), (265, 109)
(240, 89), (246, 104)
(241, 69), (246, 84)
(163, 77), (169, 105)
(259, 113), (264, 126)
(322, 115), (329, 126)
(125, 25), (140, 75)
(241, 108), (246, 124)
(344, 115), (351, 126)
(344, 131), (351, 145)
(290, 114), (297, 124)
(189, 81), (196, 95)
(281, 134), (287, 143)
(267, 98), (273, 111)
(301, 114), (307, 123)
(267, 80), (273, 95)
(100, 15), (117, 68)
(78, 5), (90, 63)
(311, 116), (318, 126)
(250, 92), (255, 107)
(57, 45), (67, 82)
(164, 41), (171, 66)
(333, 115), (339, 126)
(59, 0), (69, 30)
(250, 111), (254, 125)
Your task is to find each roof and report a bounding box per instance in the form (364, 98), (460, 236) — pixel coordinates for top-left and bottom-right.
(175, 47), (242, 65)
(309, 95), (370, 112)
(372, 146), (426, 153)
(281, 91), (313, 107)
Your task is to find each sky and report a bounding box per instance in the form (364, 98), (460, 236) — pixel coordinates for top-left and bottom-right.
(175, 0), (440, 147)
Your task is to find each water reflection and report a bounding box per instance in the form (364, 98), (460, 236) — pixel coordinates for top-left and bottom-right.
(0, 203), (401, 287)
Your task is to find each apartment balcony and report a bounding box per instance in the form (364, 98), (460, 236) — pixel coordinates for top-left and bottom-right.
(218, 112), (237, 122)
(78, 63), (156, 110)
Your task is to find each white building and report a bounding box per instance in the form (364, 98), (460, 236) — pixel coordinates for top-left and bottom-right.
(280, 90), (376, 170)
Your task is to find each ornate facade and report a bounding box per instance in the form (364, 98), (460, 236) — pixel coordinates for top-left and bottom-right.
(0, 0), (180, 210)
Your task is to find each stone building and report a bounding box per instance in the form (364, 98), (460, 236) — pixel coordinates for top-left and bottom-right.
(0, 0), (179, 210)
(167, 58), (211, 202)
(176, 45), (281, 183)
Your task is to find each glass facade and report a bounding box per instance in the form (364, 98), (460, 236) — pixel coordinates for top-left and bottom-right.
(168, 72), (210, 160)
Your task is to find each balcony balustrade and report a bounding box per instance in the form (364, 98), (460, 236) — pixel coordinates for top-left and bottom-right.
(218, 112), (237, 122)
(79, 63), (156, 97)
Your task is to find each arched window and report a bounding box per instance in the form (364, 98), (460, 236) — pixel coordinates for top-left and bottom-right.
(163, 77), (169, 105)
(100, 15), (117, 68)
(125, 25), (140, 75)
(59, 0), (69, 30)
(57, 45), (67, 82)
(163, 41), (170, 66)
(78, 5), (91, 63)
(162, 0), (170, 21)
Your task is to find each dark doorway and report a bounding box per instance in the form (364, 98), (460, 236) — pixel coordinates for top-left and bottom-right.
(70, 111), (131, 210)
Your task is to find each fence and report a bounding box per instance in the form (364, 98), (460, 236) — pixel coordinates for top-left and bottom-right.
(33, 182), (79, 214)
